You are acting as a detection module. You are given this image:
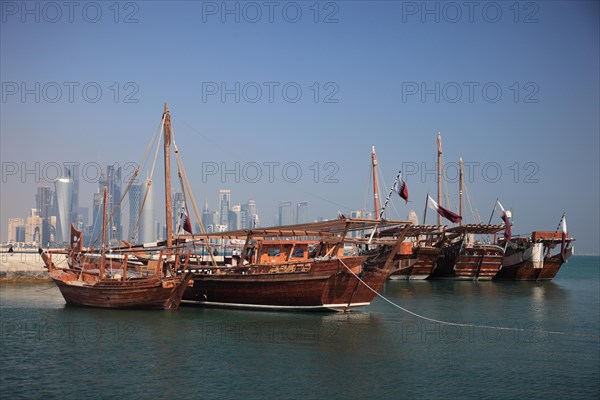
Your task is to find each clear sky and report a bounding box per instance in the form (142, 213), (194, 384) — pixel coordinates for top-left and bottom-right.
(1, 1), (598, 253)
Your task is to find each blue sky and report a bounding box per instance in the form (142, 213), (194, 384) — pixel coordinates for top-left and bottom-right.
(1, 1), (598, 253)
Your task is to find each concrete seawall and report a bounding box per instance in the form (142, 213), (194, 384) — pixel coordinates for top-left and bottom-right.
(0, 252), (67, 282)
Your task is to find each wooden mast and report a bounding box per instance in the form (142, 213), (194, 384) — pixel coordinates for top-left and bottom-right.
(437, 133), (442, 226)
(371, 145), (380, 219)
(459, 157), (463, 226)
(163, 103), (173, 249)
(99, 186), (108, 279)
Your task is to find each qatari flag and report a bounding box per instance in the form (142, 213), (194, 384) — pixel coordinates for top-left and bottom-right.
(428, 195), (462, 223)
(496, 200), (512, 241)
(338, 211), (346, 220)
(393, 172), (409, 204)
(183, 214), (193, 234)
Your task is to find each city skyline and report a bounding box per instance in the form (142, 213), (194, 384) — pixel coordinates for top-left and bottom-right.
(1, 2), (598, 253)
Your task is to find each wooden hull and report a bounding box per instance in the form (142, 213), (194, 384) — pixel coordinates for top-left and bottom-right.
(182, 256), (390, 311)
(51, 270), (191, 310)
(389, 247), (439, 280)
(495, 253), (565, 281)
(431, 244), (504, 280)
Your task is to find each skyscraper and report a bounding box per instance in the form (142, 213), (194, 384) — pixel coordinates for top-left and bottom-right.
(91, 191), (103, 245)
(35, 186), (53, 245)
(54, 177), (74, 243)
(128, 184), (142, 242)
(139, 179), (155, 243)
(229, 204), (241, 230)
(296, 201), (309, 224)
(106, 165), (122, 242)
(278, 201), (294, 226)
(219, 189), (231, 228)
(241, 199), (258, 229)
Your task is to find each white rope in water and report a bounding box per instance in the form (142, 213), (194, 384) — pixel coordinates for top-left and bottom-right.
(338, 259), (599, 339)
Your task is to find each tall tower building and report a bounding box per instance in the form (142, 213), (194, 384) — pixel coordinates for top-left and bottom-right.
(229, 204), (241, 230)
(128, 184), (143, 242)
(278, 201), (294, 226)
(106, 165), (122, 242)
(64, 163), (79, 235)
(139, 179), (155, 243)
(296, 202), (309, 224)
(36, 186), (53, 245)
(54, 177), (74, 243)
(91, 191), (104, 245)
(219, 189), (231, 228)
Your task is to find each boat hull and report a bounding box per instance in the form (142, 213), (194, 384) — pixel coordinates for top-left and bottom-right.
(51, 270), (191, 310)
(183, 256), (388, 312)
(494, 254), (565, 281)
(388, 247), (439, 280)
(431, 245), (504, 280)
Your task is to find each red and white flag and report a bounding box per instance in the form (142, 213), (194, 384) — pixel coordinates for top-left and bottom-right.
(393, 172), (409, 203)
(428, 195), (462, 223)
(338, 211), (346, 220)
(183, 214), (193, 234)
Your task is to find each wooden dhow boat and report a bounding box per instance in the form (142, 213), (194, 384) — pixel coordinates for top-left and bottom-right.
(41, 104), (191, 310)
(495, 215), (574, 281)
(431, 224), (505, 280)
(373, 224), (444, 280)
(178, 218), (413, 311)
(425, 134), (505, 280)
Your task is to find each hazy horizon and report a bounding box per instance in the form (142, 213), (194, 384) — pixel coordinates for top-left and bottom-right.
(1, 1), (598, 253)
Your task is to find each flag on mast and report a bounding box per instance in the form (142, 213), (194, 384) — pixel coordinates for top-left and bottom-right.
(496, 200), (512, 241)
(561, 215), (568, 258)
(427, 195), (462, 223)
(392, 172), (409, 203)
(183, 213), (193, 234)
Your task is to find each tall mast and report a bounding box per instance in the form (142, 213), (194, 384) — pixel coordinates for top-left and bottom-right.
(163, 103), (173, 248)
(437, 132), (442, 226)
(99, 186), (108, 279)
(371, 145), (380, 219)
(459, 157), (463, 226)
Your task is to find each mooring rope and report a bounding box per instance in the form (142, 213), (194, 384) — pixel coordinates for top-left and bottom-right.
(338, 259), (599, 339)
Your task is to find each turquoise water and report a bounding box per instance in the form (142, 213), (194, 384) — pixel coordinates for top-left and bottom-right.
(1, 256), (598, 399)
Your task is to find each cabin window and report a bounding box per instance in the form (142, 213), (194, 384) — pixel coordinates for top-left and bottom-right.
(291, 248), (305, 258)
(267, 247), (281, 257)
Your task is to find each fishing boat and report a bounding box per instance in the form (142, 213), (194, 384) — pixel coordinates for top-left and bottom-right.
(495, 216), (574, 280)
(40, 104), (191, 310)
(179, 218), (412, 311)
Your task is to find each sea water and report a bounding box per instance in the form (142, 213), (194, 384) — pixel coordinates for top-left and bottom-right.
(1, 256), (598, 399)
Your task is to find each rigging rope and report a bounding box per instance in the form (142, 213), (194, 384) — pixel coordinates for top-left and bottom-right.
(338, 258), (599, 339)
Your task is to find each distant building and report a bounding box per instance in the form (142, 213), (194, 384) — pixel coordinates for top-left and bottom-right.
(128, 184), (142, 242)
(7, 218), (24, 243)
(25, 209), (42, 243)
(278, 201), (294, 226)
(219, 189), (231, 228)
(35, 186), (53, 245)
(140, 180), (155, 243)
(240, 199), (258, 229)
(229, 204), (241, 230)
(54, 177), (74, 243)
(202, 200), (219, 233)
(407, 210), (419, 225)
(90, 191), (104, 245)
(296, 202), (309, 224)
